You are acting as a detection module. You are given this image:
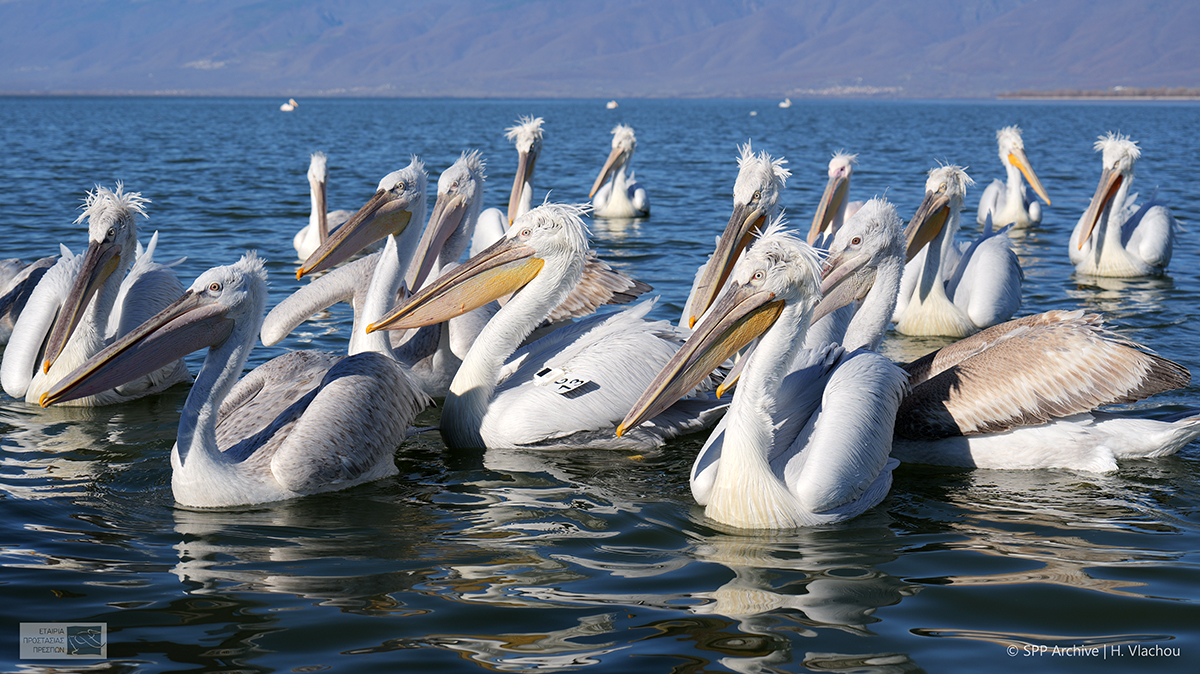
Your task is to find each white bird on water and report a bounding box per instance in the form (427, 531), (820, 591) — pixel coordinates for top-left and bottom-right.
(368, 202), (723, 450)
(0, 256), (56, 344)
(1069, 132), (1176, 277)
(280, 98), (298, 112)
(589, 124), (649, 219)
(41, 250), (430, 508)
(293, 152), (354, 261)
(620, 216), (908, 529)
(808, 151), (862, 250)
(475, 116), (544, 253)
(2, 185), (190, 406)
(818, 198), (1200, 472)
(893, 164), (1021, 338)
(976, 125), (1052, 229)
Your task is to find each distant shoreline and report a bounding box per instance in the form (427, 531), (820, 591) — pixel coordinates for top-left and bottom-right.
(998, 87), (1200, 101)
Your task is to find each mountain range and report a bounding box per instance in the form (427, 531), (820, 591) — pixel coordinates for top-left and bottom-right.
(1, 0), (1195, 98)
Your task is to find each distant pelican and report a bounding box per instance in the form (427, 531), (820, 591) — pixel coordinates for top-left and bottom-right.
(41, 251), (430, 508)
(368, 203), (722, 450)
(589, 124), (649, 219)
(280, 98), (298, 112)
(2, 185), (190, 406)
(606, 100), (619, 109)
(683, 141), (789, 329)
(819, 200), (1200, 472)
(0, 256), (56, 344)
(620, 218), (907, 529)
(893, 164), (1021, 337)
(976, 125), (1051, 229)
(778, 98), (792, 108)
(808, 151), (862, 249)
(475, 116), (544, 254)
(1069, 132), (1176, 277)
(296, 157), (428, 279)
(293, 152), (354, 260)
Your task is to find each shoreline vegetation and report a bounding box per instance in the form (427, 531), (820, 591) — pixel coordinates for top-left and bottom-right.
(999, 86), (1200, 100)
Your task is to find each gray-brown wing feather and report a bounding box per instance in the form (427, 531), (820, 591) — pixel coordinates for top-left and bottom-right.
(546, 250), (651, 322)
(898, 310), (1190, 440)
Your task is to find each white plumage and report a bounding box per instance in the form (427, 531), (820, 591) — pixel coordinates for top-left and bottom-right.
(976, 125), (1051, 229)
(808, 151), (862, 249)
(589, 124), (649, 219)
(293, 152), (354, 261)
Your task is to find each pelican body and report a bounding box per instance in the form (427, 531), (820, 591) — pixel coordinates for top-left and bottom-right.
(42, 252), (430, 508)
(976, 126), (1051, 229)
(1069, 132), (1175, 277)
(0, 256), (55, 344)
(818, 198), (1200, 473)
(1, 185), (190, 406)
(293, 152), (354, 261)
(621, 219), (907, 529)
(369, 203), (721, 450)
(893, 165), (1021, 338)
(589, 124), (649, 219)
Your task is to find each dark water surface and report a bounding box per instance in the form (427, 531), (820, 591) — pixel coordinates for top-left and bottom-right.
(1, 97), (1197, 672)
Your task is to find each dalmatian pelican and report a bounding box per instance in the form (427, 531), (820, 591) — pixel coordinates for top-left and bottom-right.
(1069, 132), (1176, 277)
(41, 249), (430, 507)
(976, 126), (1051, 229)
(293, 152), (354, 260)
(475, 115), (544, 254)
(808, 151), (862, 249)
(589, 124), (649, 219)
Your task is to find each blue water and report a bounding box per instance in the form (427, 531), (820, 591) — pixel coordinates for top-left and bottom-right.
(1, 97), (1198, 673)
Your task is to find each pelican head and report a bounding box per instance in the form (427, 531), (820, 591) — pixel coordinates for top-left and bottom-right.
(42, 184), (148, 373)
(1077, 132), (1141, 250)
(619, 219), (820, 435)
(368, 202), (589, 332)
(505, 116), (544, 224)
(408, 151), (487, 291)
(686, 142), (790, 328)
(904, 164), (973, 262)
(816, 197), (903, 322)
(996, 125), (1050, 205)
(297, 157), (427, 279)
(808, 151), (857, 245)
(41, 253), (267, 407)
(589, 124), (638, 198)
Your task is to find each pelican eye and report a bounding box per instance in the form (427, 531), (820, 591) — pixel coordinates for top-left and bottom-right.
(208, 282), (221, 293)
(851, 236), (862, 246)
(752, 270), (765, 282)
(752, 191), (761, 201)
(518, 227), (532, 237)
(107, 227), (116, 238)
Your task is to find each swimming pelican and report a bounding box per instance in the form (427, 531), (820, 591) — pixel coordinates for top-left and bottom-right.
(280, 98), (298, 112)
(1069, 132), (1176, 277)
(368, 203), (723, 450)
(475, 116), (544, 253)
(41, 251), (431, 507)
(778, 98), (792, 108)
(293, 152), (354, 261)
(819, 200), (1200, 472)
(2, 185), (190, 406)
(0, 256), (56, 344)
(620, 218), (908, 529)
(893, 164), (1021, 337)
(808, 152), (863, 249)
(683, 142), (789, 329)
(976, 125), (1051, 229)
(589, 124), (649, 219)
(296, 157), (428, 279)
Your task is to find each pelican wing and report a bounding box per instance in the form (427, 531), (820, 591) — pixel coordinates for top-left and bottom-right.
(897, 311), (1191, 440)
(945, 226), (1022, 330)
(545, 251), (652, 323)
(110, 232), (187, 340)
(0, 256), (55, 341)
(1124, 201), (1176, 269)
(216, 350), (343, 450)
(975, 178), (1005, 225)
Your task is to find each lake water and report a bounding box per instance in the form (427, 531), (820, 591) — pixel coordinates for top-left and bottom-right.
(1, 97), (1197, 673)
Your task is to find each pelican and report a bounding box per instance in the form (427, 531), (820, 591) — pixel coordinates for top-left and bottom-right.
(41, 250), (430, 507)
(620, 218), (908, 529)
(819, 199), (1200, 472)
(475, 116), (544, 253)
(778, 98), (792, 108)
(589, 124), (649, 219)
(893, 164), (1021, 337)
(808, 152), (863, 250)
(280, 98), (298, 112)
(2, 185), (190, 406)
(368, 203), (723, 450)
(976, 125), (1051, 229)
(1069, 132), (1176, 277)
(293, 152), (354, 261)
(0, 256), (56, 344)
(683, 141), (789, 329)
(296, 157), (427, 279)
